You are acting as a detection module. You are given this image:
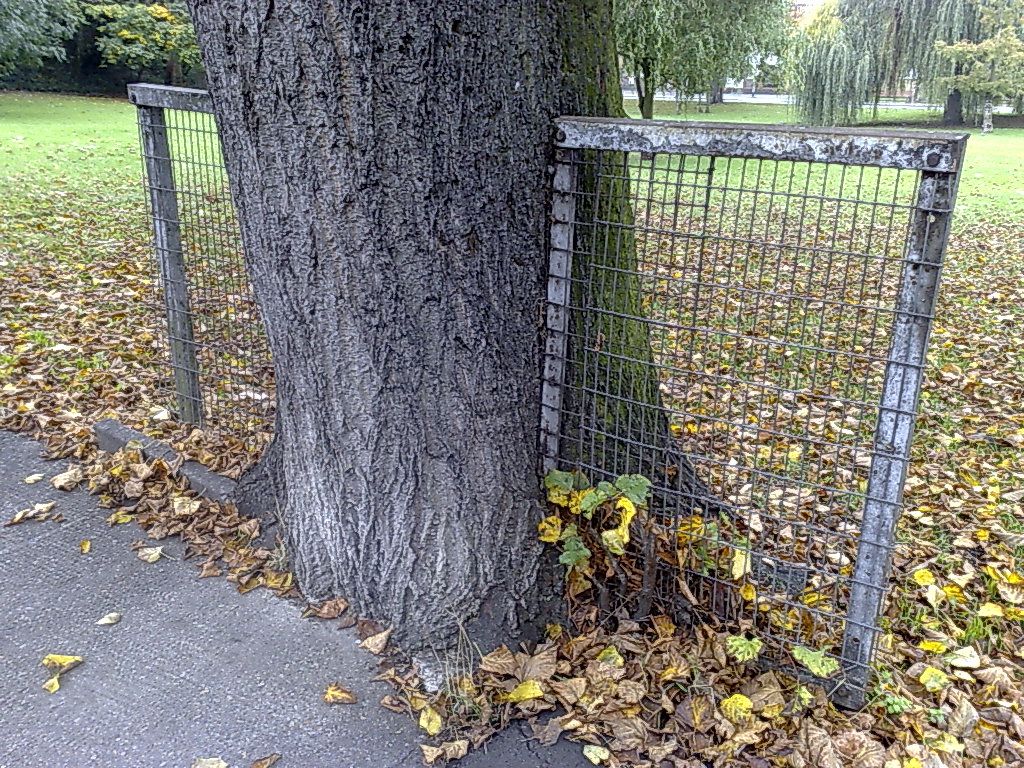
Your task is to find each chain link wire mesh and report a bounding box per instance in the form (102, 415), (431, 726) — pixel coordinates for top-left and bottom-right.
(133, 87), (274, 437)
(544, 120), (964, 706)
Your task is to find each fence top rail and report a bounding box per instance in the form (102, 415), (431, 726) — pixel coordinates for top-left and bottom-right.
(128, 83), (214, 114)
(555, 116), (968, 172)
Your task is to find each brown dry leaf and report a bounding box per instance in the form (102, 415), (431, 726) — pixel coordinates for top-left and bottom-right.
(420, 739), (468, 764)
(249, 754), (281, 768)
(832, 731), (885, 768)
(50, 466), (83, 491)
(323, 682), (357, 705)
(359, 627), (392, 655)
(303, 597), (349, 620)
(479, 646), (518, 676)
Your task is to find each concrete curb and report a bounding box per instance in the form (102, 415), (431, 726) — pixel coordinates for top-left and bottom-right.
(92, 418), (239, 506)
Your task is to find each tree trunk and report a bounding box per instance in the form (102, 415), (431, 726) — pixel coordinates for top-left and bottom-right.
(187, 0), (630, 651)
(638, 58), (655, 120)
(943, 89), (964, 126)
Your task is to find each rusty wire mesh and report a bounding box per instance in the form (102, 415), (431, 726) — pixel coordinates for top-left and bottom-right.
(135, 92), (274, 436)
(543, 123), (963, 706)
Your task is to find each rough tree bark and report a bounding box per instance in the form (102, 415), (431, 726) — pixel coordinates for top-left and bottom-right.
(187, 0), (633, 651)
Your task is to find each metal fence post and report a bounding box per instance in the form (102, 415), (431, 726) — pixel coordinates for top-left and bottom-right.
(541, 146), (578, 472)
(137, 103), (203, 425)
(836, 157), (964, 708)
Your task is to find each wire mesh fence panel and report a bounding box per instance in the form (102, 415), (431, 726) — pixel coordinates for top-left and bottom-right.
(131, 85), (274, 439)
(543, 118), (966, 707)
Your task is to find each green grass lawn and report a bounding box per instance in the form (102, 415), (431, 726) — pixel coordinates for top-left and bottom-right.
(624, 99), (1024, 222)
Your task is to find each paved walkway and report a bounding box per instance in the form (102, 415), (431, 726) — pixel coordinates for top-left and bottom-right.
(0, 430), (581, 768)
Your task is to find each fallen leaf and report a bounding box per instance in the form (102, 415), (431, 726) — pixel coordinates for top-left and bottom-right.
(23, 473), (44, 484)
(419, 704), (443, 736)
(136, 546), (164, 563)
(946, 645), (981, 669)
(978, 602), (1004, 618)
(912, 568), (936, 586)
(79, 539), (91, 554)
(303, 597), (349, 620)
(323, 682), (357, 705)
(506, 679), (544, 703)
(582, 744), (610, 764)
(96, 612), (122, 626)
(51, 466), (83, 491)
(919, 666), (950, 692)
(359, 627), (392, 655)
(250, 755), (281, 768)
(192, 760), (228, 768)
(720, 693), (754, 723)
(596, 645), (624, 667)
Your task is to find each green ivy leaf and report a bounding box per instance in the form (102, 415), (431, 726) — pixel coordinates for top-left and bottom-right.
(614, 474), (651, 506)
(725, 635), (763, 663)
(580, 484), (615, 516)
(544, 469), (575, 492)
(791, 646), (840, 678)
(558, 536), (591, 568)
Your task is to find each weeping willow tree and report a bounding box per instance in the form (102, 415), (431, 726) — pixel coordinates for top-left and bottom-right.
(790, 0), (982, 125)
(615, 0), (790, 119)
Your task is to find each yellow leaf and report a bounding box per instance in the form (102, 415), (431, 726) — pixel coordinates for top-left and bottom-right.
(676, 515), (705, 544)
(582, 745), (610, 764)
(596, 645), (624, 667)
(547, 487), (570, 507)
(731, 548), (751, 580)
(918, 639), (948, 654)
(720, 693), (753, 723)
(537, 515), (562, 543)
(739, 582), (757, 601)
(418, 705), (443, 736)
(919, 666), (950, 692)
(79, 540), (91, 554)
(942, 584), (966, 602)
(978, 602), (1004, 618)
(41, 654), (82, 672)
(506, 679), (544, 703)
(42, 675), (60, 694)
(323, 683), (357, 705)
(106, 509), (134, 525)
(912, 569), (936, 586)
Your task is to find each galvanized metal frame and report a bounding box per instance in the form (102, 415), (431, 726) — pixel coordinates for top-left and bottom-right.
(131, 84), (274, 436)
(541, 148), (578, 473)
(547, 117), (966, 709)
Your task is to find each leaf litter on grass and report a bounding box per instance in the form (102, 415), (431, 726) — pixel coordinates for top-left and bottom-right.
(1, 120), (1022, 766)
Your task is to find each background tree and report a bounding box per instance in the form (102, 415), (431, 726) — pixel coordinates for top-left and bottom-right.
(935, 1), (1024, 122)
(788, 0), (1017, 126)
(0, 0), (79, 76)
(86, 2), (200, 84)
(615, 0), (790, 119)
